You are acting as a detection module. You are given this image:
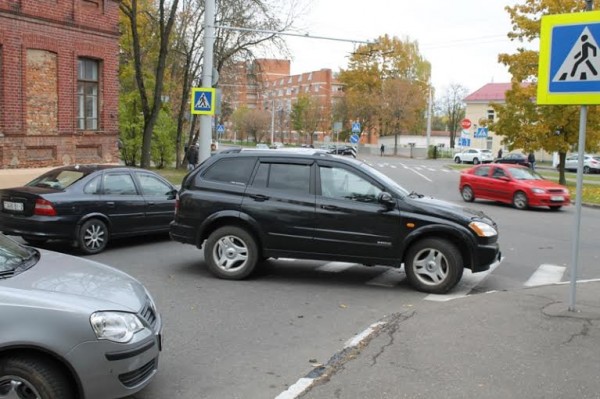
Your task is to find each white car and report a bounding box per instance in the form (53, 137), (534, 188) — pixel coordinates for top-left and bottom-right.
(563, 154), (600, 174)
(454, 149), (494, 164)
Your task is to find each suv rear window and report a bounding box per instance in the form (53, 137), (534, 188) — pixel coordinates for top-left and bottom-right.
(200, 157), (256, 186)
(252, 163), (310, 194)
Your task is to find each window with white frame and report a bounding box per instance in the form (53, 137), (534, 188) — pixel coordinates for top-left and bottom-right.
(77, 58), (99, 130)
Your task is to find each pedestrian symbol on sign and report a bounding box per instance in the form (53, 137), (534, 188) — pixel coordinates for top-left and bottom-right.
(554, 27), (600, 82)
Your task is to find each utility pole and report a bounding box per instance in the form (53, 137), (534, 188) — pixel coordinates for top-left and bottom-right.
(198, 0), (215, 162)
(270, 99), (275, 145)
(426, 85), (433, 153)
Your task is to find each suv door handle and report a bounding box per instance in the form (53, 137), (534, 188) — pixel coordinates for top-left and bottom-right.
(249, 194), (269, 202)
(320, 204), (338, 211)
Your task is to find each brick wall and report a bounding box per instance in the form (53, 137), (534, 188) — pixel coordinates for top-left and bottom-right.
(0, 0), (120, 168)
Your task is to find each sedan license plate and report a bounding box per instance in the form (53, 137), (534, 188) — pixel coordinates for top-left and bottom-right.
(3, 201), (24, 212)
(550, 196), (564, 202)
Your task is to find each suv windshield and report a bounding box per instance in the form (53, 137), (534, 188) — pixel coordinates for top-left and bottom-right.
(358, 163), (410, 196)
(0, 234), (38, 276)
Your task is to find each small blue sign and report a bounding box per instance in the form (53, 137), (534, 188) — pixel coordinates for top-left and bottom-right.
(350, 134), (359, 144)
(352, 122), (361, 133)
(458, 138), (471, 147)
(217, 124), (225, 133)
(474, 127), (488, 138)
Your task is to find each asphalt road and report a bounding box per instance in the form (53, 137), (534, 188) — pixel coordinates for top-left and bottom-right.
(28, 154), (600, 399)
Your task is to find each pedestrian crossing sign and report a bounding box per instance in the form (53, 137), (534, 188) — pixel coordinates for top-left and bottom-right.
(538, 11), (600, 104)
(191, 87), (216, 115)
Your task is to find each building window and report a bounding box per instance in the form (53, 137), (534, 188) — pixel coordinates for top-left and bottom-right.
(78, 58), (99, 130)
(487, 109), (495, 122)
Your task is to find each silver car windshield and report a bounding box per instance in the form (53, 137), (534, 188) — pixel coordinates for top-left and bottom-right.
(0, 234), (38, 275)
(358, 163), (410, 196)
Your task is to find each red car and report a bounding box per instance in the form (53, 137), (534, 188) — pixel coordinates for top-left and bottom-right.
(459, 164), (570, 211)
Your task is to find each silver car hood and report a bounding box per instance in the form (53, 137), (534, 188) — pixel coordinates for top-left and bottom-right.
(0, 249), (147, 313)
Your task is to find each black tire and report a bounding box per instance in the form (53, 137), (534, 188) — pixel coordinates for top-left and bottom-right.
(583, 165), (590, 174)
(404, 238), (464, 294)
(78, 218), (108, 255)
(204, 226), (258, 280)
(549, 206), (562, 211)
(22, 236), (48, 246)
(0, 355), (74, 399)
(512, 191), (528, 210)
(454, 157), (462, 164)
(461, 185), (475, 202)
(473, 158), (480, 165)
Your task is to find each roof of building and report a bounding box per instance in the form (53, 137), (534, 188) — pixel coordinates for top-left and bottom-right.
(464, 83), (513, 102)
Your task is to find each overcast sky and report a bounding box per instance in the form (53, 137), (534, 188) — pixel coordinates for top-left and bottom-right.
(277, 0), (529, 98)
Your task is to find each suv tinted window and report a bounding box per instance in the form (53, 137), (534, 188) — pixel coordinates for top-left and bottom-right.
(252, 163), (310, 194)
(320, 165), (381, 203)
(201, 157), (256, 186)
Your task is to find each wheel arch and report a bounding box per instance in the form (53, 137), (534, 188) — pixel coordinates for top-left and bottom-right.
(401, 225), (475, 271)
(75, 213), (112, 237)
(0, 346), (82, 397)
(196, 212), (264, 255)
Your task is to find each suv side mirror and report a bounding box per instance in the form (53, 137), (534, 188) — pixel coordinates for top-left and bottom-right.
(378, 192), (395, 207)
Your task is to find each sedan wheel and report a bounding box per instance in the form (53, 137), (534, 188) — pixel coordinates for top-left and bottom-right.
(78, 219), (108, 255)
(473, 158), (480, 165)
(205, 226), (258, 280)
(404, 238), (464, 294)
(461, 186), (475, 202)
(0, 356), (74, 399)
(583, 166), (590, 174)
(513, 191), (529, 210)
(454, 157), (462, 164)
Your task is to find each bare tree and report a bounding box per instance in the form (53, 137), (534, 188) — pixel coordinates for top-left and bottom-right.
(439, 84), (467, 149)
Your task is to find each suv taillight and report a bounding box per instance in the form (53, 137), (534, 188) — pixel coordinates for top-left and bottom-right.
(34, 199), (57, 216)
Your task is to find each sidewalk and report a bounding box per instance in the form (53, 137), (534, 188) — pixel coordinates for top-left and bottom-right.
(299, 281), (600, 399)
(0, 167), (55, 189)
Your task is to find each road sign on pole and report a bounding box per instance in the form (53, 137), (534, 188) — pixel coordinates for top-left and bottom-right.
(460, 119), (472, 130)
(191, 88), (216, 115)
(538, 11), (600, 105)
(351, 122), (361, 133)
(350, 134), (359, 144)
(474, 127), (488, 138)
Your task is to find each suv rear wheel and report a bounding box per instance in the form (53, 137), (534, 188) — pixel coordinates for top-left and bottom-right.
(205, 226), (258, 279)
(404, 238), (464, 294)
(454, 157), (461, 164)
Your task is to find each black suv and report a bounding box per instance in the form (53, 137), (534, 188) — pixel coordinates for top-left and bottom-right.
(170, 149), (501, 294)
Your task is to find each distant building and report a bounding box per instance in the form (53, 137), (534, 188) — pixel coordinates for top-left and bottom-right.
(0, 0), (120, 168)
(219, 59), (344, 144)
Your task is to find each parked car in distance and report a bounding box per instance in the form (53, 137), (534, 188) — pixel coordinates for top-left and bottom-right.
(494, 152), (531, 167)
(170, 149), (501, 294)
(269, 142), (285, 149)
(256, 143), (270, 149)
(0, 233), (162, 399)
(561, 154), (600, 174)
(0, 165), (177, 254)
(322, 145), (357, 157)
(459, 163), (570, 211)
(454, 148), (494, 164)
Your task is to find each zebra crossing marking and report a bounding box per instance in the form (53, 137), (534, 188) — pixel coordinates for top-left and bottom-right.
(366, 268), (405, 287)
(424, 260), (501, 302)
(524, 264), (566, 287)
(316, 262), (357, 273)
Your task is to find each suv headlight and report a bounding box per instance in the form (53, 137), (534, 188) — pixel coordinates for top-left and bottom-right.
(90, 312), (144, 343)
(469, 221), (497, 237)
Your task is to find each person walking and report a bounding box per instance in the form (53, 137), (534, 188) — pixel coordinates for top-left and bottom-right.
(528, 151), (536, 171)
(497, 148), (503, 159)
(380, 144), (385, 157)
(187, 142), (199, 171)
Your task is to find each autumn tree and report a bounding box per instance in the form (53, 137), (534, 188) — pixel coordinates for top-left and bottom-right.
(291, 95), (329, 145)
(492, 0), (600, 184)
(231, 106), (270, 143)
(338, 34), (431, 143)
(438, 84), (468, 148)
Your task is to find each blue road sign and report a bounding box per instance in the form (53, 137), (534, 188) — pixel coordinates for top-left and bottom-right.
(538, 11), (600, 104)
(352, 122), (361, 133)
(217, 124), (225, 133)
(474, 127), (488, 138)
(191, 88), (216, 115)
(350, 134), (359, 144)
(458, 137), (471, 147)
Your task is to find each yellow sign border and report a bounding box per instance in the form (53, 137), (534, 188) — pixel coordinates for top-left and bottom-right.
(190, 87), (216, 115)
(538, 11), (600, 105)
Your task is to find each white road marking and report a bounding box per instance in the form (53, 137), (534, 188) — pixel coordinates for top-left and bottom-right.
(424, 260), (501, 302)
(366, 268), (405, 287)
(524, 264), (566, 287)
(344, 321), (386, 348)
(275, 378), (313, 399)
(316, 262), (357, 273)
(407, 167), (433, 182)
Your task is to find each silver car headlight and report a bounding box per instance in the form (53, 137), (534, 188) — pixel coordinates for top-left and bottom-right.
(469, 221), (498, 237)
(90, 312), (144, 343)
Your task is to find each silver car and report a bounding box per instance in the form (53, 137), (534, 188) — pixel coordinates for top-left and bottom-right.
(0, 234), (162, 399)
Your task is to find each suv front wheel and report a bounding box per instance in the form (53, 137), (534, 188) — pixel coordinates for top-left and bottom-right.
(205, 226), (259, 280)
(404, 238), (464, 294)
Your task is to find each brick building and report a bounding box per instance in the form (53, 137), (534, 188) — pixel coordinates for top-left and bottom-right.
(0, 0), (120, 168)
(220, 58), (344, 144)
